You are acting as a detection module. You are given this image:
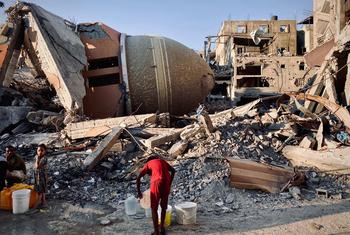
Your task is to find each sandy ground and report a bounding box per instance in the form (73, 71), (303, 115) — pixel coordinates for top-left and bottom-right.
(0, 199), (350, 235)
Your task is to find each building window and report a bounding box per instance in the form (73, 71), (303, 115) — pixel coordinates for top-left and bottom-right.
(236, 25), (246, 33)
(281, 64), (286, 69)
(299, 62), (305, 70)
(258, 25), (269, 34)
(279, 25), (289, 33)
(237, 47), (246, 54)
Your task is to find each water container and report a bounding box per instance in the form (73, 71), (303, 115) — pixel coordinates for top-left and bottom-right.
(158, 205), (172, 227)
(174, 202), (197, 225)
(145, 207), (152, 218)
(139, 189), (150, 208)
(124, 195), (138, 215)
(12, 189), (31, 214)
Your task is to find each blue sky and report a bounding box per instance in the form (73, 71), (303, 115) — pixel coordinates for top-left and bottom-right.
(0, 0), (312, 50)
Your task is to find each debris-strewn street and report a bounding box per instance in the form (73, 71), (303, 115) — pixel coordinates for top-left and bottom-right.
(0, 0), (350, 234)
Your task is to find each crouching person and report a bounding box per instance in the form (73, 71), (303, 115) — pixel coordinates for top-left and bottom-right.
(136, 155), (175, 235)
(5, 145), (26, 187)
(33, 144), (48, 208)
(0, 154), (7, 191)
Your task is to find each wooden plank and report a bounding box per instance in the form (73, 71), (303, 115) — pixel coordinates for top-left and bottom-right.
(345, 53), (350, 106)
(227, 158), (298, 193)
(0, 20), (23, 85)
(64, 113), (156, 139)
(83, 127), (122, 170)
(199, 113), (214, 135)
(304, 47), (335, 111)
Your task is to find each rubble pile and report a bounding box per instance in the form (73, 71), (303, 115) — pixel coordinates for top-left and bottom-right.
(0, 0), (349, 219)
(4, 97), (347, 215)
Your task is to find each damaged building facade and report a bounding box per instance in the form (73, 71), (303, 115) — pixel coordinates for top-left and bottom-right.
(0, 3), (214, 120)
(206, 16), (317, 103)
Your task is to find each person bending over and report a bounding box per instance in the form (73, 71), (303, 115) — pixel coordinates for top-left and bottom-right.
(137, 155), (175, 235)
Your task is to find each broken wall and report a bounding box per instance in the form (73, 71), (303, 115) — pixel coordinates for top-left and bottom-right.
(215, 19), (298, 65)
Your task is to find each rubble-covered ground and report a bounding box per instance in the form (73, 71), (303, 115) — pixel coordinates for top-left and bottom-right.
(1, 68), (350, 234)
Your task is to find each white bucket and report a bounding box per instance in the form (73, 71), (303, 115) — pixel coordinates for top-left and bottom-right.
(174, 202), (197, 225)
(12, 189), (31, 214)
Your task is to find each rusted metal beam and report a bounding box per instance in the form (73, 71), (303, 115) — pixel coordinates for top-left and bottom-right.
(286, 92), (350, 132)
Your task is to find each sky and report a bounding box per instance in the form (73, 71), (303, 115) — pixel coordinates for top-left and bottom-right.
(0, 0), (312, 50)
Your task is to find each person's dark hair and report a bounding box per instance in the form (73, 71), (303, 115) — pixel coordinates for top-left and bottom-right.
(38, 144), (47, 150)
(5, 145), (15, 151)
(146, 154), (159, 162)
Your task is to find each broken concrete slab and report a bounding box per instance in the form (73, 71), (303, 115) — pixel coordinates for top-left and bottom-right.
(180, 124), (203, 140)
(0, 106), (32, 133)
(316, 121), (324, 150)
(282, 145), (350, 174)
(299, 136), (316, 149)
(109, 139), (135, 153)
(26, 110), (62, 125)
(144, 128), (183, 148)
(83, 127), (123, 171)
(64, 113), (156, 139)
(19, 3), (88, 113)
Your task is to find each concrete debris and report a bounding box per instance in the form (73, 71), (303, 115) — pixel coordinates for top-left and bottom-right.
(283, 146), (350, 174)
(83, 127), (123, 171)
(168, 140), (188, 157)
(26, 110), (62, 125)
(64, 114), (156, 140)
(299, 136), (316, 149)
(0, 1), (349, 222)
(288, 186), (302, 200)
(316, 188), (328, 198)
(0, 106), (32, 133)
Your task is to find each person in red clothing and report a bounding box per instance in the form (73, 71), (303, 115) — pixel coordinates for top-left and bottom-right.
(137, 155), (176, 235)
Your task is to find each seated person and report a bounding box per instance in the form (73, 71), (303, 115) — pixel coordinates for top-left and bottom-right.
(5, 145), (26, 187)
(0, 155), (7, 191)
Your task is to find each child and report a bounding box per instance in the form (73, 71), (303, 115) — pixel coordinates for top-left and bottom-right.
(33, 144), (48, 208)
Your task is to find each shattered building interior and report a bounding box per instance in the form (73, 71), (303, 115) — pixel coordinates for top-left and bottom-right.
(0, 0), (350, 234)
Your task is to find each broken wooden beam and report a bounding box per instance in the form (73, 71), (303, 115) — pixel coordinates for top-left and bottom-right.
(282, 145), (350, 174)
(64, 113), (156, 139)
(199, 113), (215, 135)
(83, 127), (122, 171)
(227, 158), (304, 193)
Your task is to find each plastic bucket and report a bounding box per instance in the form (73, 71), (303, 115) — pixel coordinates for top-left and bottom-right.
(158, 205), (172, 227)
(12, 189), (31, 214)
(174, 202), (197, 225)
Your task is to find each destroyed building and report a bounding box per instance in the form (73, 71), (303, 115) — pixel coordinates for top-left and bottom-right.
(206, 16), (317, 103)
(0, 2), (214, 120)
(0, 1), (350, 233)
